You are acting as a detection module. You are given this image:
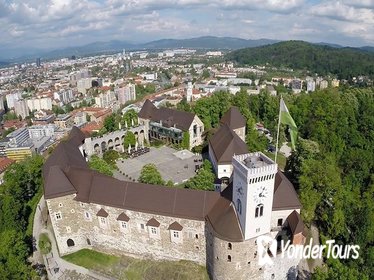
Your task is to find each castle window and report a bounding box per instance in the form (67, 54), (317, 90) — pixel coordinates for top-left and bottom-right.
(71, 209), (75, 213)
(140, 223), (145, 230)
(120, 221), (127, 229)
(195, 234), (199, 239)
(87, 239), (91, 245)
(59, 203), (63, 207)
(67, 239), (75, 247)
(255, 204), (264, 218)
(99, 217), (106, 224)
(55, 212), (62, 220)
(237, 199), (242, 215)
(173, 231), (179, 238)
(277, 219), (283, 226)
(256, 228), (260, 233)
(84, 211), (91, 220)
(227, 255), (231, 262)
(228, 243), (232, 250)
(150, 227), (157, 235)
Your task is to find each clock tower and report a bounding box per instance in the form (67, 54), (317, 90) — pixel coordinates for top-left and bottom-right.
(232, 152), (278, 240)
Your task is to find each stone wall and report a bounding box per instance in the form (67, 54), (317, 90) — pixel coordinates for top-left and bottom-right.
(46, 194), (207, 264)
(206, 222), (264, 280)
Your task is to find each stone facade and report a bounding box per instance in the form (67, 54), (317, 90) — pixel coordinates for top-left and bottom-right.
(46, 194), (207, 264)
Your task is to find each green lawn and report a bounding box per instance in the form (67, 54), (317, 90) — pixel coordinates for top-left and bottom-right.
(63, 249), (209, 280)
(264, 151), (287, 170)
(38, 233), (52, 255)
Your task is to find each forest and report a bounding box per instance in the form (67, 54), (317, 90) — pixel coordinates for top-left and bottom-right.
(226, 41), (374, 80)
(0, 155), (44, 279)
(179, 87), (374, 279)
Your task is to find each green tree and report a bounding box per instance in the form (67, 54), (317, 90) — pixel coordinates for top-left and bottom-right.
(185, 160), (215, 191)
(102, 150), (120, 166)
(123, 131), (136, 148)
(103, 114), (117, 132)
(138, 164), (165, 185)
(88, 155), (113, 176)
(181, 132), (190, 150)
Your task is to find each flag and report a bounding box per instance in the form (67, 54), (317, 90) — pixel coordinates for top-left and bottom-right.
(280, 98), (298, 150)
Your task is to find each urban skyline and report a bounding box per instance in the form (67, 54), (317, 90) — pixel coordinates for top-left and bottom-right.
(0, 0), (373, 58)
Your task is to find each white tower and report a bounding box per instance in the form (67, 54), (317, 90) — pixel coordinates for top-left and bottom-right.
(232, 152), (278, 240)
(186, 82), (193, 102)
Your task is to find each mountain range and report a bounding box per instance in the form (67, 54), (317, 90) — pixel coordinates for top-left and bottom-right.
(0, 36), (373, 63)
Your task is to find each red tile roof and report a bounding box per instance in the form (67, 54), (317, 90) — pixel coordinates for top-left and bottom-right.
(0, 157), (15, 174)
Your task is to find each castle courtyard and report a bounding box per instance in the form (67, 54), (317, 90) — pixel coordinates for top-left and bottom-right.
(114, 146), (203, 184)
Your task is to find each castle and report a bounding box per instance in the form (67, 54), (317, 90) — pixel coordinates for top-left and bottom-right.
(43, 105), (305, 280)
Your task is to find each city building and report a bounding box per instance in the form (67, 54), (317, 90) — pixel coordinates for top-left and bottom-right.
(27, 97), (53, 111)
(186, 82), (193, 102)
(54, 89), (74, 104)
(94, 91), (116, 108)
(28, 124), (56, 140)
(319, 80), (328, 89)
(55, 114), (74, 129)
(307, 80), (316, 92)
(138, 100), (204, 149)
(6, 91), (22, 109)
(44, 127), (305, 280)
(36, 58), (41, 67)
(14, 99), (29, 119)
(116, 84), (136, 105)
(6, 144), (34, 161)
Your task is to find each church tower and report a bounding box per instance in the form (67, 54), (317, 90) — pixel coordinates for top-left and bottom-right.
(232, 152), (278, 240)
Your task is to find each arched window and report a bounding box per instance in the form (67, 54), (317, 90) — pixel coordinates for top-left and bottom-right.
(228, 243), (232, 250)
(255, 204), (264, 218)
(227, 255), (232, 262)
(67, 239), (75, 247)
(237, 199), (242, 215)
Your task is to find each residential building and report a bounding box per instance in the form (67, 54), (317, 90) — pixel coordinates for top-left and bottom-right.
(6, 91), (22, 108)
(331, 79), (340, 87)
(27, 97), (53, 111)
(320, 80), (328, 89)
(55, 114), (74, 129)
(307, 80), (316, 92)
(95, 91), (116, 108)
(14, 99), (29, 119)
(116, 84), (136, 105)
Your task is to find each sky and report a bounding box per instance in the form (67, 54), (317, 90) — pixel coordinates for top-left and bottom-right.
(0, 0), (374, 53)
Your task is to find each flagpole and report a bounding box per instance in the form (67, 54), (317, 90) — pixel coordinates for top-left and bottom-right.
(275, 95), (282, 164)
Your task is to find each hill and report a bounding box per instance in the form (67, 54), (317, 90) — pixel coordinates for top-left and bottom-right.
(141, 36), (278, 49)
(226, 41), (374, 79)
(0, 36), (278, 62)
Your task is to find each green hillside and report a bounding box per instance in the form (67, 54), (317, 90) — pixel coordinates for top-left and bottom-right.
(226, 41), (374, 79)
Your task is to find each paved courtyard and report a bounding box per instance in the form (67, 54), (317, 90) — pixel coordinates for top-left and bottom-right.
(115, 146), (203, 185)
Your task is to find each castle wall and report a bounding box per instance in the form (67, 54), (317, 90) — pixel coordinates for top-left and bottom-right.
(46, 194), (207, 264)
(206, 222), (264, 280)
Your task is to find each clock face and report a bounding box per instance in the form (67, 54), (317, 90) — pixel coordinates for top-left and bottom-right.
(253, 186), (268, 204)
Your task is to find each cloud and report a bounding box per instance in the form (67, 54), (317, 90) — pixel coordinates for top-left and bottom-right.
(0, 0), (373, 55)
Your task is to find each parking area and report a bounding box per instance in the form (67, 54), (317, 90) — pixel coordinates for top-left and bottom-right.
(115, 146), (203, 185)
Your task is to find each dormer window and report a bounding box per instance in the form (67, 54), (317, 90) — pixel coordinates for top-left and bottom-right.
(168, 221), (183, 244)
